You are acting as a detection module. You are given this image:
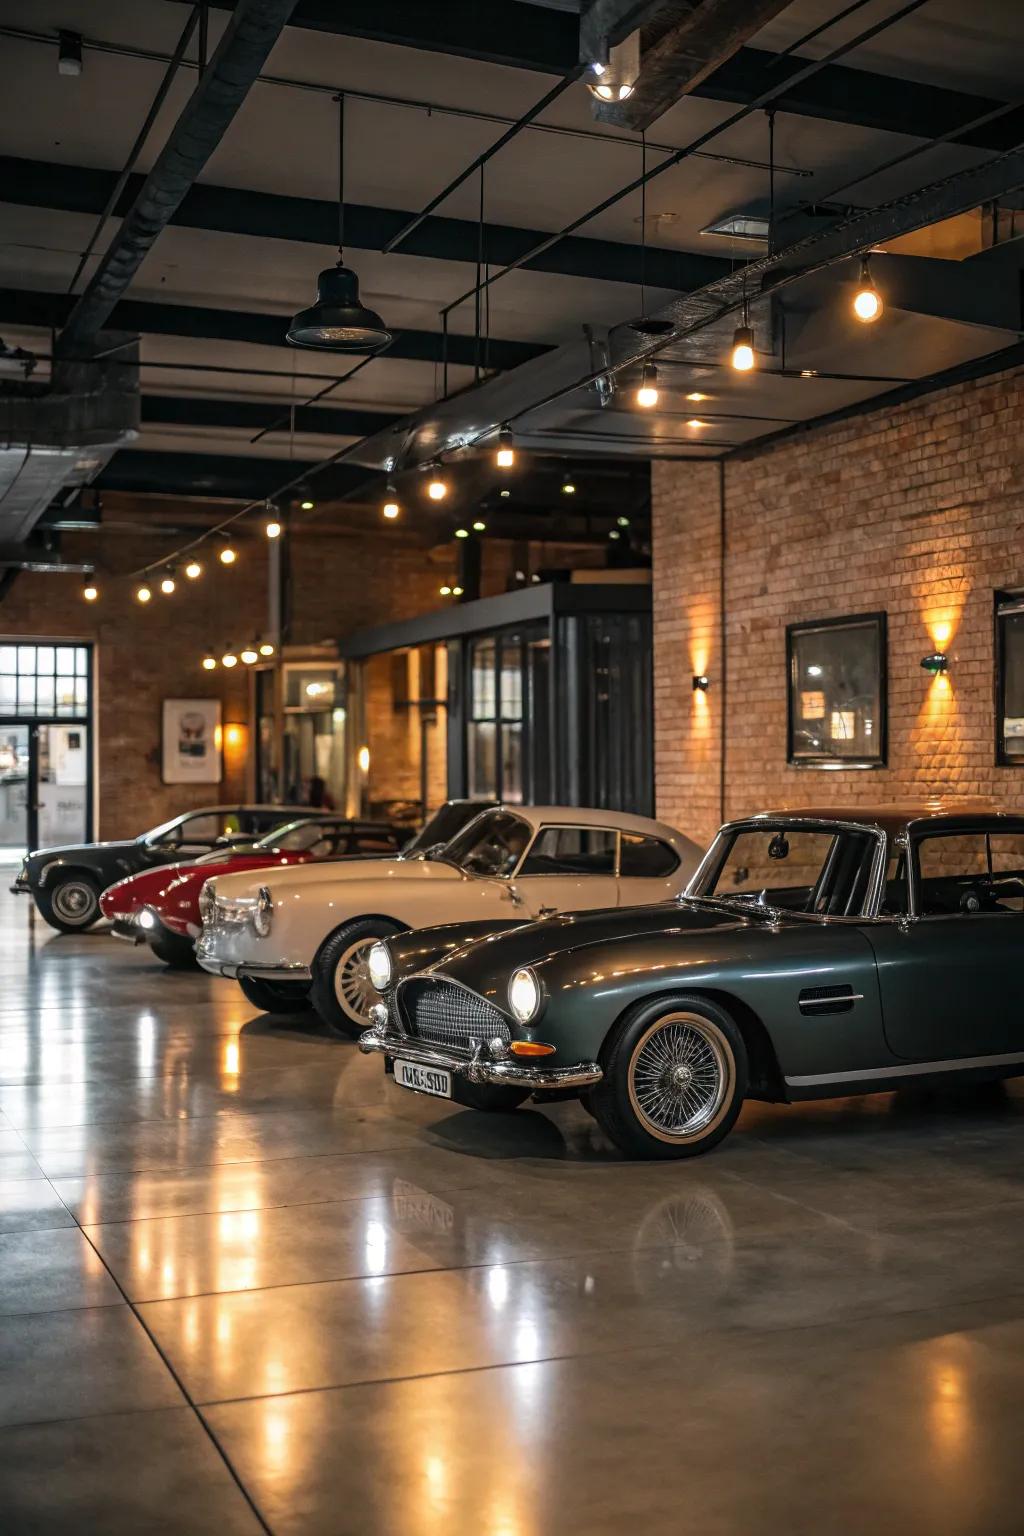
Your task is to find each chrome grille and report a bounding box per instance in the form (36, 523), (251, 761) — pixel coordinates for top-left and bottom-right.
(400, 979), (510, 1053)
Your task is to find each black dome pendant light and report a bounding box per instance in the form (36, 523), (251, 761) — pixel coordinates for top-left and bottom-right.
(288, 93), (392, 352)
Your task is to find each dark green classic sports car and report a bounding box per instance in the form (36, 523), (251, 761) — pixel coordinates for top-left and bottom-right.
(360, 805), (1024, 1158)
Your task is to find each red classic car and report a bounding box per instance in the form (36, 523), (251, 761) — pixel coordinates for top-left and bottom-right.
(100, 816), (407, 967)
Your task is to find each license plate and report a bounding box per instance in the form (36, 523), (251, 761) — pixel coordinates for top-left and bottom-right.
(394, 1059), (452, 1099)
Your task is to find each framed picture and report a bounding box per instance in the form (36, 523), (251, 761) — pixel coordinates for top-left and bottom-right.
(787, 613), (887, 768)
(162, 698), (222, 785)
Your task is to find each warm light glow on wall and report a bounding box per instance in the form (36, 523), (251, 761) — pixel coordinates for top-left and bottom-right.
(224, 722), (247, 751)
(357, 745), (370, 773)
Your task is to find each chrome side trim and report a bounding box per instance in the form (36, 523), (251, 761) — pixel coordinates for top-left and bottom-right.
(197, 957), (311, 982)
(798, 993), (864, 1011)
(786, 1049), (1024, 1088)
(359, 1026), (602, 1091)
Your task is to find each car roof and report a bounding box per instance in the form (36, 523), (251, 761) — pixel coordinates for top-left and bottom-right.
(489, 804), (692, 847)
(741, 800), (1011, 838)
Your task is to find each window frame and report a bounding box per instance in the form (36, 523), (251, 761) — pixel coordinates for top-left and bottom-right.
(908, 820), (1024, 919)
(786, 612), (888, 770)
(516, 823), (621, 879)
(994, 590), (1024, 767)
(618, 832), (681, 880)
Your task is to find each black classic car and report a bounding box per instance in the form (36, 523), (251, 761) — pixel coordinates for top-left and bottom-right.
(13, 804), (316, 932)
(361, 804), (1024, 1158)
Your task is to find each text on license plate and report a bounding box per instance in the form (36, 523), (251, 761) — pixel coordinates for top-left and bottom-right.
(394, 1059), (452, 1099)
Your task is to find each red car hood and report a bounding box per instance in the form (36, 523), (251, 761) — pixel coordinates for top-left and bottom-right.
(101, 851), (310, 924)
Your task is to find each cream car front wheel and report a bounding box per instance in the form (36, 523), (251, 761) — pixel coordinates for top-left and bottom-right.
(310, 917), (403, 1038)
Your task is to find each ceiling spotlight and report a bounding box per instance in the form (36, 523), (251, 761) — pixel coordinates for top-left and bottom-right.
(202, 652), (217, 671)
(58, 29), (82, 77)
(585, 32), (638, 103)
(730, 324), (755, 372)
(240, 646), (259, 665)
(853, 256), (883, 323)
(427, 467), (447, 501)
(288, 94), (391, 352)
(617, 515), (630, 527)
(300, 498), (314, 511)
(219, 544), (237, 565)
(609, 529), (621, 540)
(258, 641), (275, 657)
(265, 519), (282, 539)
(472, 519), (486, 532)
(382, 483), (400, 519)
(561, 477), (576, 495)
(160, 572), (176, 595)
(439, 585), (452, 596)
(455, 527), (469, 539)
(635, 362), (659, 409)
(222, 650), (238, 668)
(136, 583), (152, 604)
(185, 559), (202, 579)
(495, 427), (515, 469)
(82, 577), (98, 602)
(500, 489), (510, 498)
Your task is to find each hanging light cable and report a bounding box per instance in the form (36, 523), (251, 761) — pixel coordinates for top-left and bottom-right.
(287, 94), (391, 352)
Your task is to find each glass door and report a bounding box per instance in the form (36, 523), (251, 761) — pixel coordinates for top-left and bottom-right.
(0, 724), (30, 857)
(35, 724), (89, 847)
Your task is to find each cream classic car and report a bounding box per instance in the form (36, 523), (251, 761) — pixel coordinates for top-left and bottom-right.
(196, 805), (702, 1035)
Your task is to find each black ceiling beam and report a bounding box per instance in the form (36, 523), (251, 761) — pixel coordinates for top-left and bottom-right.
(141, 393), (401, 438)
(180, 0), (580, 74)
(0, 289), (549, 372)
(95, 447), (366, 501)
(0, 155), (728, 295)
(695, 46), (1024, 155)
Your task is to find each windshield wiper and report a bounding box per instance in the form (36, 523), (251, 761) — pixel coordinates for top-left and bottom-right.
(680, 893), (786, 923)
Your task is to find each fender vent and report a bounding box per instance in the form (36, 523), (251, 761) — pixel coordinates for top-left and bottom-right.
(799, 984), (857, 1016)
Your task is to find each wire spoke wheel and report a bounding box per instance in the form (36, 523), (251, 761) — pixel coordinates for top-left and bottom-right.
(333, 937), (379, 1025)
(627, 1012), (732, 1143)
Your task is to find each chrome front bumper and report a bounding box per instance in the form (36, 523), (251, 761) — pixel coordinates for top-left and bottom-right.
(359, 1022), (602, 1092)
(10, 873), (29, 894)
(197, 954), (312, 983)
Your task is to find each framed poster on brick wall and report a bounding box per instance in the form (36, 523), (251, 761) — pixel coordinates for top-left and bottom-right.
(162, 698), (223, 784)
(787, 614), (887, 768)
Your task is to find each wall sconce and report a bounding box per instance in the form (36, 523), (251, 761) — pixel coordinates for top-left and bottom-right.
(224, 722), (247, 750)
(920, 652), (948, 675)
(692, 674), (710, 691)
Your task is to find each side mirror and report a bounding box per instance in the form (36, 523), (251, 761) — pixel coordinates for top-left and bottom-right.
(505, 883), (524, 906)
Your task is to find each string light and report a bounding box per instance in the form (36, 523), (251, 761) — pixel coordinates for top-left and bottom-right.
(382, 483), (400, 519)
(452, 585), (464, 596)
(136, 584), (152, 603)
(853, 255), (883, 322)
(219, 544), (237, 565)
(160, 572), (176, 595)
(258, 641), (275, 656)
(473, 519), (486, 531)
(439, 585), (452, 596)
(202, 652), (217, 671)
(240, 646), (258, 664)
(495, 427), (515, 469)
(185, 559), (202, 579)
(635, 362), (659, 408)
(427, 466), (447, 500)
(265, 519), (282, 539)
(455, 527), (469, 539)
(561, 476), (576, 495)
(300, 497), (314, 511)
(222, 650), (238, 668)
(82, 577), (98, 602)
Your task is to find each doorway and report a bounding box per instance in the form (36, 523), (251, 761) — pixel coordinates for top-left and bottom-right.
(0, 641), (93, 856)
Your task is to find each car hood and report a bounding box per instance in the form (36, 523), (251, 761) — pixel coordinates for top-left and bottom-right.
(423, 900), (759, 982)
(208, 855), (463, 903)
(28, 838), (136, 869)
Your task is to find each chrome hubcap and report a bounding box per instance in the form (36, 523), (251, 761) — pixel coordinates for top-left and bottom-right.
(53, 882), (96, 923)
(628, 1013), (730, 1143)
(333, 938), (379, 1025)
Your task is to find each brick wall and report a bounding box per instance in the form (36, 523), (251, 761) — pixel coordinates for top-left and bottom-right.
(652, 364), (1024, 848)
(0, 506), (453, 839)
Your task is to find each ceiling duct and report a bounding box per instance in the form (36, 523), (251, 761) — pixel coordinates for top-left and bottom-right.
(0, 337), (138, 543)
(581, 0), (796, 129)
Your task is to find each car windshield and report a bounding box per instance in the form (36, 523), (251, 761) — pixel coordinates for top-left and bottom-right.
(440, 810), (532, 877)
(402, 800), (495, 857)
(691, 822), (877, 917)
(141, 812), (191, 844)
(252, 820), (333, 853)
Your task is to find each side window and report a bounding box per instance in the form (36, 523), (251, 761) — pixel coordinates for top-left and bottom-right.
(619, 833), (679, 878)
(916, 831), (1024, 915)
(175, 812), (227, 847)
(520, 826), (616, 876)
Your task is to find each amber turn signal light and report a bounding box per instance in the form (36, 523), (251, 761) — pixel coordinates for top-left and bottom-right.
(509, 1041), (555, 1058)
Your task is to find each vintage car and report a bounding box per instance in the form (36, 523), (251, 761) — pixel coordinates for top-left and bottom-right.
(197, 805), (702, 1031)
(99, 816), (408, 968)
(360, 805), (1024, 1159)
(12, 803), (316, 932)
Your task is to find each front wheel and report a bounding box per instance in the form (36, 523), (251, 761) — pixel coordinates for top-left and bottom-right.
(149, 931), (199, 969)
(35, 873), (102, 933)
(237, 975), (312, 1015)
(310, 918), (402, 1037)
(591, 996), (747, 1160)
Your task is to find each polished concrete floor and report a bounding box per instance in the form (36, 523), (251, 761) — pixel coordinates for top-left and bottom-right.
(3, 888), (1024, 1533)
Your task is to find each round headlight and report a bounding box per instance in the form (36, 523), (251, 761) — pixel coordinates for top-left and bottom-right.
(508, 967), (540, 1024)
(198, 882), (216, 924)
(138, 907), (156, 931)
(253, 886), (273, 937)
(368, 941), (393, 993)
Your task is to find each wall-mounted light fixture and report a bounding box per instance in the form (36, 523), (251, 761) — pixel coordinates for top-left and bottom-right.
(692, 674), (710, 692)
(920, 652), (949, 675)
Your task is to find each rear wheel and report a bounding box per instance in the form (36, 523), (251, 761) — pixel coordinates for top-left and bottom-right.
(238, 975), (312, 1015)
(148, 932), (199, 969)
(311, 918), (402, 1038)
(591, 995), (747, 1160)
(35, 873), (102, 933)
